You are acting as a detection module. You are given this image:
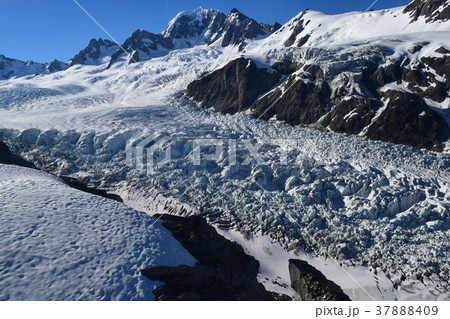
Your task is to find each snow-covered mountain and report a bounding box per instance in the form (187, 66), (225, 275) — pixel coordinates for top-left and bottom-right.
(162, 7), (226, 44)
(0, 54), (68, 80)
(188, 3), (450, 151)
(105, 7), (279, 68)
(0, 1), (449, 301)
(1, 7), (278, 78)
(70, 38), (118, 66)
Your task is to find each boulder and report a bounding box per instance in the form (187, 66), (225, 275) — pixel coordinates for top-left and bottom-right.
(289, 259), (351, 301)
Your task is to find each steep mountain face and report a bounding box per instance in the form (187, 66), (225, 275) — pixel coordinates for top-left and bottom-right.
(365, 90), (449, 150)
(70, 38), (118, 66)
(186, 57), (280, 114)
(219, 8), (268, 49)
(186, 3), (450, 151)
(404, 0), (450, 23)
(283, 11), (312, 47)
(188, 48), (450, 151)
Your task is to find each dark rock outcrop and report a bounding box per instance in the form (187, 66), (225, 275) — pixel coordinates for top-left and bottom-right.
(271, 60), (300, 75)
(284, 16), (310, 47)
(141, 214), (281, 301)
(186, 57), (280, 114)
(435, 46), (450, 54)
(252, 74), (332, 125)
(365, 90), (450, 151)
(404, 0), (450, 23)
(321, 97), (382, 134)
(260, 22), (282, 33)
(421, 55), (450, 88)
(289, 259), (351, 301)
(127, 50), (140, 65)
(296, 34), (311, 47)
(47, 59), (66, 73)
(0, 141), (36, 169)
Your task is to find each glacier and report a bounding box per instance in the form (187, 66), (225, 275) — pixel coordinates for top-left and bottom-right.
(0, 2), (449, 300)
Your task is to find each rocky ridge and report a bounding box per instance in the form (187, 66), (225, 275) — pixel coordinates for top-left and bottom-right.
(404, 0), (450, 23)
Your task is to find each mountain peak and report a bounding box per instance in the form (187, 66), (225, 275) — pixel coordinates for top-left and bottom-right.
(221, 8), (267, 49)
(70, 37), (118, 66)
(162, 7), (225, 40)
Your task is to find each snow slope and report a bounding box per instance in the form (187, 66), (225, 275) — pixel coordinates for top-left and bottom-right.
(0, 164), (196, 301)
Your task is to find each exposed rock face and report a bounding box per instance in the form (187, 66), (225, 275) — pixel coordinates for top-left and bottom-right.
(252, 74), (332, 125)
(47, 59), (65, 72)
(127, 50), (140, 65)
(421, 54), (450, 88)
(289, 259), (351, 301)
(141, 214), (279, 301)
(320, 97), (382, 134)
(435, 46), (450, 54)
(365, 90), (450, 151)
(186, 57), (280, 114)
(220, 8), (268, 49)
(0, 141), (36, 168)
(107, 30), (173, 68)
(404, 0), (450, 23)
(284, 12), (311, 47)
(260, 22), (282, 33)
(70, 38), (118, 66)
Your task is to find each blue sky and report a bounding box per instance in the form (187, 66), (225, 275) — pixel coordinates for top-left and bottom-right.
(0, 0), (410, 63)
